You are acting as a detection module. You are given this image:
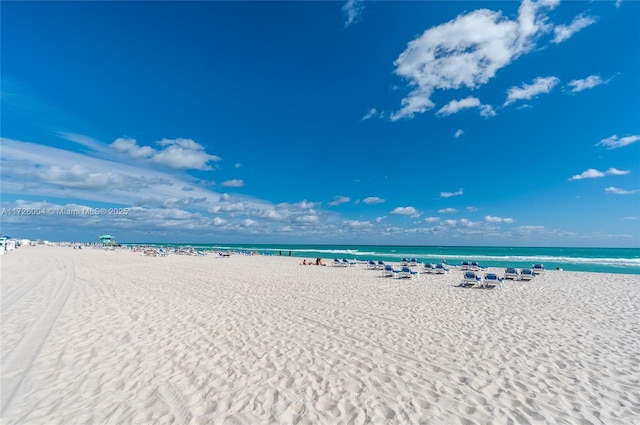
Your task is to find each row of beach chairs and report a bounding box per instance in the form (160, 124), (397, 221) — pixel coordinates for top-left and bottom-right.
(330, 257), (545, 285)
(459, 265), (545, 289)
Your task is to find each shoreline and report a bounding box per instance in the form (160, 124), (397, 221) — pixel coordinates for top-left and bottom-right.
(11, 242), (640, 274)
(2, 246), (639, 424)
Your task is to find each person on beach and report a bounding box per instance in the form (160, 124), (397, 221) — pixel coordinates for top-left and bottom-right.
(316, 258), (326, 266)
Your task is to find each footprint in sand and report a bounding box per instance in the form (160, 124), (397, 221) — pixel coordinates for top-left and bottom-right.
(316, 395), (340, 417)
(374, 405), (396, 420)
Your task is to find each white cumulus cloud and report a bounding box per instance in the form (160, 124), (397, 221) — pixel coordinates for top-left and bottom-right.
(569, 168), (630, 181)
(391, 206), (419, 217)
(391, 0), (559, 120)
(484, 215), (514, 223)
(111, 137), (220, 170)
(569, 169), (605, 180)
(362, 196), (385, 205)
(111, 137), (155, 159)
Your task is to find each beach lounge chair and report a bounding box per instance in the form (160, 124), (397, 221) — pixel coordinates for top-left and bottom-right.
(483, 273), (503, 289)
(461, 261), (471, 270)
(376, 260), (386, 270)
(382, 265), (397, 277)
(342, 258), (357, 267)
(332, 258), (346, 267)
(470, 261), (480, 271)
(397, 266), (418, 279)
(520, 268), (535, 281)
(433, 263), (449, 274)
(409, 258), (419, 267)
(504, 268), (520, 280)
(366, 260), (378, 270)
(460, 271), (480, 287)
(422, 263), (435, 274)
(532, 264), (545, 275)
(397, 266), (411, 279)
(400, 258), (409, 266)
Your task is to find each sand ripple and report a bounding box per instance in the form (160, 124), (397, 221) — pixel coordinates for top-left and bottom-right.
(2, 247), (639, 424)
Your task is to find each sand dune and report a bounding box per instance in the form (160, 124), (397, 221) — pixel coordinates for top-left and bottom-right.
(2, 246), (639, 424)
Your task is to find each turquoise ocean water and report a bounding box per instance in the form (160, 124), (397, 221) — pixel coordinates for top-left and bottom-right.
(128, 244), (640, 275)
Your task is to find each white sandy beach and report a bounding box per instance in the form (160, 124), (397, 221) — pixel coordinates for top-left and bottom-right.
(1, 246), (639, 425)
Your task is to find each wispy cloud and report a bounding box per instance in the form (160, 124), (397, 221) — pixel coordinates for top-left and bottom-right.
(567, 75), (604, 92)
(606, 168), (632, 176)
(424, 217), (440, 223)
(361, 108), (381, 121)
(1, 137), (358, 239)
(569, 168), (631, 181)
(220, 179), (244, 188)
(328, 195), (351, 206)
(552, 14), (596, 44)
(504, 76), (559, 106)
(390, 0), (559, 120)
(439, 208), (457, 214)
(605, 187), (639, 195)
(58, 132), (106, 152)
(454, 129), (464, 138)
(342, 0), (364, 28)
(436, 97), (495, 118)
(440, 188), (463, 198)
(596, 134), (640, 149)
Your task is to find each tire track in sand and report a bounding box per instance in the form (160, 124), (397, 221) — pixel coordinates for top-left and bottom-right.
(1, 255), (75, 414)
(1, 256), (56, 316)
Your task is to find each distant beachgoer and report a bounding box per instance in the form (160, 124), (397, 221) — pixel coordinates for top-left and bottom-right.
(316, 258), (325, 266)
(302, 259), (307, 265)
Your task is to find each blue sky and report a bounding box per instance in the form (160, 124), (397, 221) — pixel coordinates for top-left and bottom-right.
(1, 0), (639, 247)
